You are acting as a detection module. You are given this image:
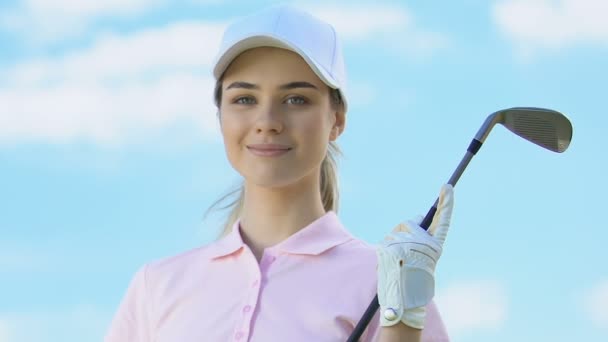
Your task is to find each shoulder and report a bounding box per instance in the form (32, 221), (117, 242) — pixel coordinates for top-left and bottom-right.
(316, 215), (379, 269)
(332, 236), (377, 260)
(140, 243), (219, 290)
(148, 244), (212, 271)
(322, 236), (379, 283)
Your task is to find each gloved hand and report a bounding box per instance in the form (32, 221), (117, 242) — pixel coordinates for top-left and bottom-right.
(376, 184), (454, 329)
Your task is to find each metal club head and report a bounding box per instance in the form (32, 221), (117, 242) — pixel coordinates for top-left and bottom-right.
(476, 107), (573, 153)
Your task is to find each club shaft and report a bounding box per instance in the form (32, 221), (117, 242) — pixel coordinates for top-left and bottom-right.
(347, 138), (483, 342)
(420, 139), (481, 229)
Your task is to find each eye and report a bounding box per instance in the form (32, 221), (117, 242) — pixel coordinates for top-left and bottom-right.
(285, 96), (308, 105)
(233, 96), (256, 105)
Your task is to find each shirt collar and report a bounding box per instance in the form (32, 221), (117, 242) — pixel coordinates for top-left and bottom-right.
(208, 211), (354, 259)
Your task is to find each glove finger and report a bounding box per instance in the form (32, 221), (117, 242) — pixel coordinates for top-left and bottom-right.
(428, 184), (454, 245)
(391, 222), (410, 234)
(427, 184), (449, 235)
(391, 214), (423, 233)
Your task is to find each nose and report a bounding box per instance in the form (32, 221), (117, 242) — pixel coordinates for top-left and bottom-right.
(255, 103), (284, 135)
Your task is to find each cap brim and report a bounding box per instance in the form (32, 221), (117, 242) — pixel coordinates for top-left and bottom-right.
(213, 35), (340, 90)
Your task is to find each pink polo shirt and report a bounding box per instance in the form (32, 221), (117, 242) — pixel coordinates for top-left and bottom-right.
(105, 211), (449, 341)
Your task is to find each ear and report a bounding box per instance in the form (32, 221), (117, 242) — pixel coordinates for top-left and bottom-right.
(329, 107), (346, 141)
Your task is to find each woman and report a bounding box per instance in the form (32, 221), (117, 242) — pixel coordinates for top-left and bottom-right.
(106, 5), (453, 342)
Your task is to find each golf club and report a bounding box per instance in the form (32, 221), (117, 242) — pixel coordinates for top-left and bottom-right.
(347, 107), (573, 341)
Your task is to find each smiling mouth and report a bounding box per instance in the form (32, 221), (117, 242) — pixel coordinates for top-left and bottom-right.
(247, 146), (292, 157)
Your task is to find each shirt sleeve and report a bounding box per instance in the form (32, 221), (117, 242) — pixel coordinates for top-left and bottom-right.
(361, 300), (450, 342)
(104, 265), (152, 342)
(422, 300), (450, 341)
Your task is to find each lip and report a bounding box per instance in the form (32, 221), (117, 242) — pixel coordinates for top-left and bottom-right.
(247, 144), (292, 157)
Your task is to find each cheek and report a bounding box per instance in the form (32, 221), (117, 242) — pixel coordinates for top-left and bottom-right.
(220, 114), (245, 155)
(294, 113), (333, 163)
(219, 116), (245, 173)
(220, 113), (241, 138)
(299, 112), (333, 142)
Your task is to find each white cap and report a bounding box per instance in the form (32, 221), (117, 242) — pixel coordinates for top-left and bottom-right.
(212, 5), (348, 110)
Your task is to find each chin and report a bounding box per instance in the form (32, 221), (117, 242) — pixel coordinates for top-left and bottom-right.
(249, 175), (298, 189)
(240, 163), (320, 190)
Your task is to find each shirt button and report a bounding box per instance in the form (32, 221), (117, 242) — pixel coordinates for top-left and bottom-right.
(243, 305), (252, 313)
(235, 331), (244, 340)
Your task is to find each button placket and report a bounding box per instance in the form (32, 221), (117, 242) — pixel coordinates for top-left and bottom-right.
(259, 252), (277, 271)
(237, 252), (275, 340)
(237, 282), (259, 340)
(233, 246), (262, 342)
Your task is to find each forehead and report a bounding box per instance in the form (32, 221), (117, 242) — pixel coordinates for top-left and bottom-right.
(222, 47), (325, 88)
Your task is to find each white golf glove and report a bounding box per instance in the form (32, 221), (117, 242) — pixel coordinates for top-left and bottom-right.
(376, 184), (454, 329)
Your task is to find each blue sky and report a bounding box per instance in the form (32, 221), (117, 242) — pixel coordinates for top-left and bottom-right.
(0, 0), (607, 341)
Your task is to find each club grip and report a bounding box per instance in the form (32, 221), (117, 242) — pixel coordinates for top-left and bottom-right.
(346, 203), (438, 341)
(348, 136), (479, 341)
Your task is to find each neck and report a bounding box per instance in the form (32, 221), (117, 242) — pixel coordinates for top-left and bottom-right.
(239, 173), (327, 261)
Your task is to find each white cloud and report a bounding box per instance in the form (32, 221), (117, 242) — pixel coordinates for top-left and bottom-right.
(435, 280), (508, 337)
(0, 4), (439, 146)
(494, 0), (608, 55)
(0, 22), (224, 146)
(0, 74), (219, 145)
(2, 0), (449, 54)
(21, 0), (159, 16)
(0, 0), (165, 44)
(0, 305), (109, 342)
(304, 4), (411, 40)
(583, 279), (608, 328)
(5, 21), (226, 86)
(300, 3), (448, 57)
(0, 320), (10, 342)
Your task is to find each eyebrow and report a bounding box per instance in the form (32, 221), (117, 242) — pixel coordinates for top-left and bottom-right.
(225, 81), (319, 91)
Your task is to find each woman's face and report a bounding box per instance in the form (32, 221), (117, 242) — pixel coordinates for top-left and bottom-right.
(219, 47), (344, 189)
